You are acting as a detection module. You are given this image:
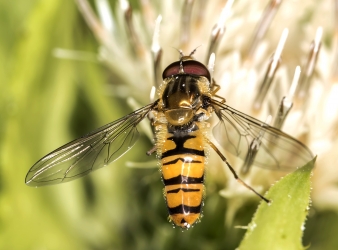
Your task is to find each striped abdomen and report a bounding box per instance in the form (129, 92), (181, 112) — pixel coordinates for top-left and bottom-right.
(160, 125), (205, 229)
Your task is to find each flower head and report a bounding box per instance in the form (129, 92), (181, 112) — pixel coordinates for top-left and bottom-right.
(74, 0), (338, 222)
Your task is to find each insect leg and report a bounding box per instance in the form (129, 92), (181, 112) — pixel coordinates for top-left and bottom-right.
(206, 139), (270, 203)
(210, 80), (221, 94)
(146, 146), (157, 156)
(210, 80), (225, 103)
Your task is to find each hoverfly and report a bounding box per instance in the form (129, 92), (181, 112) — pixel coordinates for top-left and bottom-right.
(26, 50), (313, 229)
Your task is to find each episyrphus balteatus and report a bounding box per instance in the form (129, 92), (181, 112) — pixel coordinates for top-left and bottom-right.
(25, 50), (314, 229)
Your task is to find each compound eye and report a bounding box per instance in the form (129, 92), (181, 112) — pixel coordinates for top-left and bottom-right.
(165, 109), (194, 126)
(162, 60), (211, 81)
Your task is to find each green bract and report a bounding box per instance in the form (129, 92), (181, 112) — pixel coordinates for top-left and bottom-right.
(239, 158), (316, 250)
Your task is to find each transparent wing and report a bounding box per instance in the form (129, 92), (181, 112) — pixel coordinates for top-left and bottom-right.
(25, 102), (157, 187)
(211, 99), (314, 171)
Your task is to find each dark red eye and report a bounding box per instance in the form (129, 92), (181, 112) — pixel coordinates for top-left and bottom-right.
(162, 60), (211, 81)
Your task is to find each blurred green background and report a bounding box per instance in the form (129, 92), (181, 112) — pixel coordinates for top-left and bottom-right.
(1, 0), (338, 249)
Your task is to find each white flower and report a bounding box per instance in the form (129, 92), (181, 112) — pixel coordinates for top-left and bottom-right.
(74, 0), (338, 222)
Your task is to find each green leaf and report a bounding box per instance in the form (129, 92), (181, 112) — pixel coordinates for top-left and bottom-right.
(238, 157), (316, 250)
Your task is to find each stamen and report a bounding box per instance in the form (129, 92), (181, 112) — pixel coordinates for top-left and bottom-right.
(180, 0), (195, 49)
(296, 27), (322, 101)
(208, 53), (216, 80)
(325, 85), (338, 136)
(273, 66), (300, 129)
(331, 0), (338, 80)
(253, 28), (288, 111)
(288, 66), (301, 100)
(139, 0), (156, 29)
(205, 0), (234, 63)
(95, 0), (114, 33)
(52, 48), (98, 62)
(246, 0), (283, 60)
(241, 115), (272, 175)
(120, 0), (129, 11)
(151, 15), (163, 88)
(193, 0), (205, 29)
(150, 86), (156, 102)
(120, 0), (145, 57)
(151, 15), (162, 54)
(75, 0), (115, 52)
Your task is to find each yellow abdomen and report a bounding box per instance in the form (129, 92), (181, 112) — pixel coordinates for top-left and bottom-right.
(159, 125), (205, 229)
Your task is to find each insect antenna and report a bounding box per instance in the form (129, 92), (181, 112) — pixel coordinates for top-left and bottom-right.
(188, 44), (202, 57)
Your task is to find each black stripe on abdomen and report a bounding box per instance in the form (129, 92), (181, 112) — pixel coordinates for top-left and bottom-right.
(161, 134), (204, 159)
(163, 174), (204, 186)
(161, 148), (204, 158)
(167, 188), (201, 194)
(162, 157), (202, 166)
(168, 204), (202, 215)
